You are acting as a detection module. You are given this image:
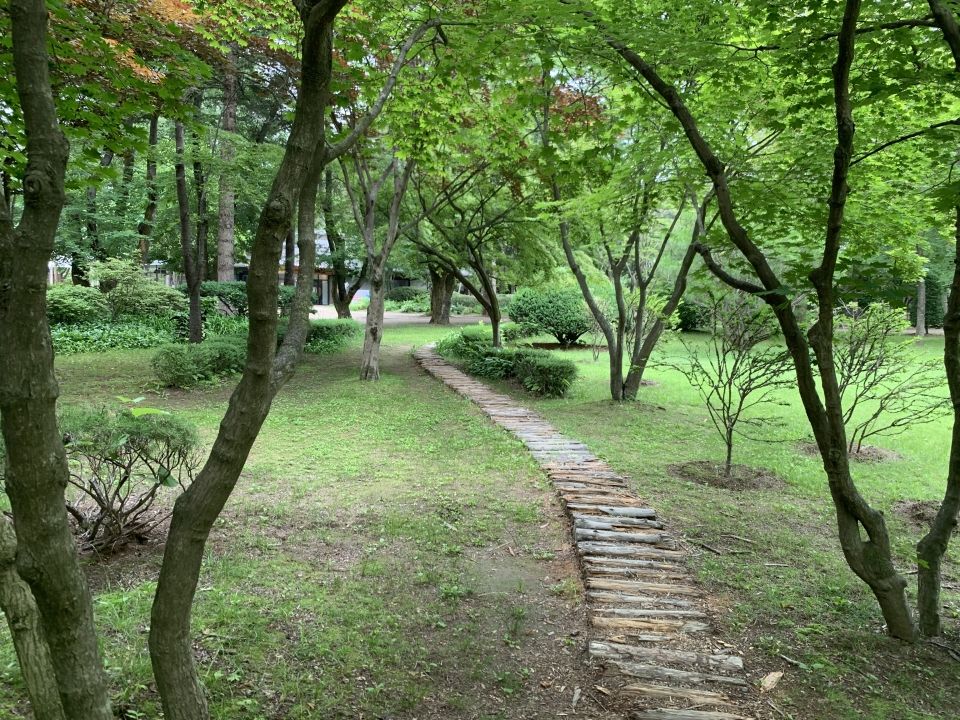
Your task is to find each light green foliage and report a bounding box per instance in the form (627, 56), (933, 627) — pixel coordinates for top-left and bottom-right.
(277, 319), (362, 355)
(46, 284), (109, 325)
(92, 258), (186, 319)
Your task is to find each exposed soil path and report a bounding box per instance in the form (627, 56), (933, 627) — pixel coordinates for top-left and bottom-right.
(415, 346), (758, 720)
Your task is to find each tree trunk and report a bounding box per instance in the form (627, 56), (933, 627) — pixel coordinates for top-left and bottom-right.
(283, 228), (296, 285)
(916, 205), (960, 636)
(0, 2), (114, 717)
(916, 277), (927, 336)
(724, 429), (734, 477)
(137, 112), (159, 263)
(323, 168), (357, 318)
(0, 517), (66, 720)
(217, 47), (238, 281)
(148, 5), (348, 714)
(175, 121), (203, 343)
(429, 265), (455, 324)
(78, 148), (114, 283)
(624, 242), (699, 399)
(360, 268), (385, 380)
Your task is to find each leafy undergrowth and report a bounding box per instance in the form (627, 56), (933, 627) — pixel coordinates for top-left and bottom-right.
(0, 334), (616, 719)
(524, 336), (960, 720)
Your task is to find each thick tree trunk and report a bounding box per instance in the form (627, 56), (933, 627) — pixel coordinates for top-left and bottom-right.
(217, 47), (238, 281)
(360, 268), (385, 380)
(0, 2), (114, 718)
(0, 517), (66, 720)
(175, 121), (203, 343)
(429, 265), (455, 324)
(916, 278), (927, 336)
(148, 6), (348, 716)
(332, 284), (353, 318)
(137, 112), (159, 263)
(283, 228), (296, 285)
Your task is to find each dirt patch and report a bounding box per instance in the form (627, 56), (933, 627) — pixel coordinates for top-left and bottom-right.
(893, 499), (956, 533)
(797, 441), (901, 463)
(669, 460), (783, 491)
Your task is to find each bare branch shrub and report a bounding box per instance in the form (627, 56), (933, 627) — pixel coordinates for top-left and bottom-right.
(834, 302), (950, 454)
(673, 293), (793, 476)
(60, 406), (199, 553)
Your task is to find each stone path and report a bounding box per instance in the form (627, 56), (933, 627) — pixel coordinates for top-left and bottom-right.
(415, 346), (758, 720)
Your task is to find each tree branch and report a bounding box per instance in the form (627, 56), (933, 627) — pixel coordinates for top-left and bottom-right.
(326, 18), (442, 162)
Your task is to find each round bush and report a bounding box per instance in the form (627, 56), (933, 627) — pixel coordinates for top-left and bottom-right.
(47, 284), (109, 325)
(676, 299), (708, 332)
(507, 287), (592, 346)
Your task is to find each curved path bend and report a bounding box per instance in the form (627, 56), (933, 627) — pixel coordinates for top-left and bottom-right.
(415, 346), (758, 720)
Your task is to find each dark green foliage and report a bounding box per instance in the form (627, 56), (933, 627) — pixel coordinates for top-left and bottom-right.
(385, 286), (426, 302)
(191, 281), (298, 318)
(192, 281), (248, 316)
(435, 325), (493, 358)
(910, 275), (947, 329)
(436, 328), (577, 397)
(52, 320), (175, 355)
(151, 336), (247, 388)
(465, 348), (517, 379)
(276, 318), (362, 354)
(676, 299), (708, 332)
(511, 349), (578, 397)
(46, 284), (110, 325)
(501, 321), (540, 344)
(507, 287), (591, 346)
(59, 404), (198, 551)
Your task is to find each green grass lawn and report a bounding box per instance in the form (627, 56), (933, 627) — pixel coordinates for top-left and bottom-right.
(512, 331), (960, 720)
(0, 325), (606, 720)
(2, 321), (958, 719)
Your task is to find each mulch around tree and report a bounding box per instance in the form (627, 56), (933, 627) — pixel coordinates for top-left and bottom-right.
(669, 460), (783, 491)
(797, 441), (902, 463)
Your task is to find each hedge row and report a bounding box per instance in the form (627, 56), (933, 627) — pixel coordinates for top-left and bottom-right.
(435, 327), (577, 397)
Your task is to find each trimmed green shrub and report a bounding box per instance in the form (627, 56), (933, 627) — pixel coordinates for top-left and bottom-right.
(47, 284), (109, 325)
(276, 318), (362, 354)
(435, 326), (493, 358)
(52, 320), (175, 355)
(512, 349), (577, 397)
(385, 286), (426, 302)
(436, 328), (577, 397)
(507, 287), (591, 346)
(465, 349), (517, 380)
(151, 336), (247, 388)
(350, 297), (370, 311)
(501, 321), (540, 344)
(676, 298), (708, 332)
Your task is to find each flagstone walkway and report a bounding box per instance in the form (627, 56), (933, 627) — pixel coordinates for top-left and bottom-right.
(415, 345), (759, 720)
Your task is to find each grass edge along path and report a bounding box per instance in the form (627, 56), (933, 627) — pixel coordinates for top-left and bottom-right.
(414, 345), (763, 720)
